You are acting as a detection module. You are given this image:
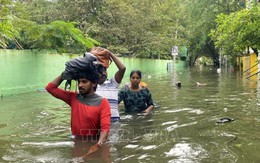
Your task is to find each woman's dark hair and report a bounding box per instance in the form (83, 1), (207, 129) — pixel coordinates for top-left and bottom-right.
(130, 70), (142, 79)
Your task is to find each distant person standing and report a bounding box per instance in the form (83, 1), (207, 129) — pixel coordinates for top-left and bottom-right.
(118, 70), (154, 114)
(91, 47), (126, 122)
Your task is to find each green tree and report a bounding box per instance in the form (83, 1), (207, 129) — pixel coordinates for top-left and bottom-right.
(210, 5), (260, 57)
(183, 0), (245, 66)
(1, 0), (99, 52)
(4, 0), (250, 61)
(19, 20), (100, 53)
(16, 0), (185, 58)
(86, 0), (184, 59)
(0, 0), (19, 48)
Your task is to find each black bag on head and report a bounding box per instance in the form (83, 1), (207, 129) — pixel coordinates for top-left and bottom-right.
(62, 52), (99, 90)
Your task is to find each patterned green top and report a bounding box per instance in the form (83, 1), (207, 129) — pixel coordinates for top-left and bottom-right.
(118, 85), (154, 113)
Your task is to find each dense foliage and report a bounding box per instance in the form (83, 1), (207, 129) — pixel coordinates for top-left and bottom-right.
(1, 0), (259, 64)
(0, 0), (19, 48)
(210, 5), (260, 58)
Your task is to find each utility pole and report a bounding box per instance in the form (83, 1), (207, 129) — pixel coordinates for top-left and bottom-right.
(172, 19), (178, 63)
(217, 48), (222, 73)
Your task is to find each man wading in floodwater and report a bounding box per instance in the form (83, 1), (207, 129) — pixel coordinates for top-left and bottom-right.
(45, 54), (111, 160)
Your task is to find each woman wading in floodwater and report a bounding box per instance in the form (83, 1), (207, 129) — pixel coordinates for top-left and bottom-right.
(118, 70), (154, 114)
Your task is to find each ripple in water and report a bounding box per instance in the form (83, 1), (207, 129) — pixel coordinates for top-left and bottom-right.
(22, 141), (74, 147)
(142, 145), (157, 150)
(125, 144), (139, 149)
(162, 108), (192, 113)
(2, 143), (75, 163)
(165, 142), (207, 162)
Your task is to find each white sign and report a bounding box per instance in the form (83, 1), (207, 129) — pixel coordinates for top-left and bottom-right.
(172, 46), (178, 56)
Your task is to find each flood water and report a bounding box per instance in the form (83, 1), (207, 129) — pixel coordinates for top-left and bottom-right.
(0, 59), (260, 163)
